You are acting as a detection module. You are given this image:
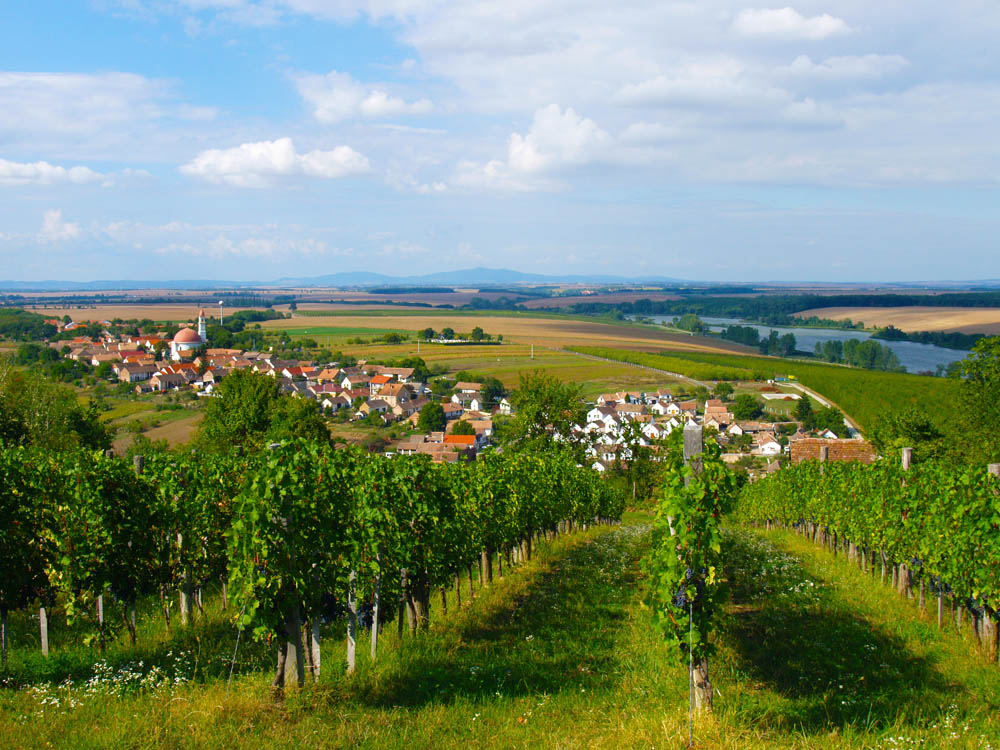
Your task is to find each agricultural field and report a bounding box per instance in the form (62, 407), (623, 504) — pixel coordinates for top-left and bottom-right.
(263, 310), (743, 354)
(27, 304), (260, 324)
(796, 306), (1000, 335)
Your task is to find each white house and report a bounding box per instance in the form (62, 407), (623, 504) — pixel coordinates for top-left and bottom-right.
(642, 422), (672, 441)
(451, 393), (483, 412)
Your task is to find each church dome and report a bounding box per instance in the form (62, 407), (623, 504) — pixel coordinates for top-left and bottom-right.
(173, 327), (202, 344)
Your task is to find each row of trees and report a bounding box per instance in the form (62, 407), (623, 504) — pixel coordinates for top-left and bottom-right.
(420, 326), (498, 342)
(813, 338), (905, 372)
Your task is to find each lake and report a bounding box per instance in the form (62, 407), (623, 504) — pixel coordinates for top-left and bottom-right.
(647, 316), (966, 374)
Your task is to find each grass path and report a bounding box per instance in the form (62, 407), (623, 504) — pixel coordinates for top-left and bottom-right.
(715, 528), (1000, 748)
(3, 522), (1000, 748)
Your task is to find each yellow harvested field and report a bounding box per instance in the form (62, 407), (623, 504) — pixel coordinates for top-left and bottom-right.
(262, 312), (743, 354)
(797, 306), (1000, 334)
(28, 304), (259, 323)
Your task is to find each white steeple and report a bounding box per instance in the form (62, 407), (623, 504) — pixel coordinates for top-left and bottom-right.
(197, 309), (207, 342)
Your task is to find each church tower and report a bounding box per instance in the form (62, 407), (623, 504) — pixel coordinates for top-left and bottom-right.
(197, 308), (207, 342)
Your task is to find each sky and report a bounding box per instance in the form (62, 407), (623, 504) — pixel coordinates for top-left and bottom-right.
(0, 1), (998, 283)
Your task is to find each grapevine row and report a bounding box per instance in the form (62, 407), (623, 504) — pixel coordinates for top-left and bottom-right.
(735, 456), (1000, 659)
(0, 441), (625, 680)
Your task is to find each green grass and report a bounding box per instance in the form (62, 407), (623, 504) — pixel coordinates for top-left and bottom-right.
(4, 521), (999, 748)
(716, 528), (1000, 747)
(98, 399), (156, 422)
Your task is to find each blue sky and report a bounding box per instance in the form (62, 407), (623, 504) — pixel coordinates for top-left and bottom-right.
(1, 1), (998, 282)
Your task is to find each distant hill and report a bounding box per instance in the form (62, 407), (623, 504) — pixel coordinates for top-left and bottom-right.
(274, 267), (688, 287)
(0, 267), (689, 291)
(1, 268), (996, 292)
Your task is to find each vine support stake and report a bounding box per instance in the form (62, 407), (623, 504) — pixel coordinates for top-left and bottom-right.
(682, 422), (703, 485)
(347, 569), (357, 675)
(370, 550), (381, 663)
(39, 606), (48, 658)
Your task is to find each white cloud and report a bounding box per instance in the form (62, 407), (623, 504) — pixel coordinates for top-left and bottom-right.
(784, 54), (909, 79)
(387, 170), (447, 194)
(179, 137), (370, 187)
(0, 159), (106, 186)
(779, 97), (843, 128)
(38, 209), (81, 242)
(508, 104), (613, 172)
(617, 60), (787, 109)
(295, 70), (432, 123)
(454, 104), (613, 190)
(0, 72), (217, 160)
(732, 7), (852, 40)
(620, 122), (684, 144)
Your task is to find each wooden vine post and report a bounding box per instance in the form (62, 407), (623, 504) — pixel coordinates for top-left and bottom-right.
(683, 422), (713, 714)
(987, 464), (1000, 661)
(370, 548), (381, 662)
(346, 569), (357, 674)
(897, 448), (912, 599)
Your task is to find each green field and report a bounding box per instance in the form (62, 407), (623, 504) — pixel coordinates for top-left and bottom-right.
(280, 326), (414, 344)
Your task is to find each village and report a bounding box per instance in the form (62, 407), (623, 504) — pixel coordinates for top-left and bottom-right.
(43, 308), (867, 470)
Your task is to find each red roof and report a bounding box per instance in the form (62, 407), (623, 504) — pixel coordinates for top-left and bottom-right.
(371, 375), (392, 384)
(443, 435), (476, 446)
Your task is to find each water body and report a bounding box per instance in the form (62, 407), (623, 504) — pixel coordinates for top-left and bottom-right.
(647, 315), (966, 374)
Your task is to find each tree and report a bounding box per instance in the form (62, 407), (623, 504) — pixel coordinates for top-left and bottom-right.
(712, 382), (734, 401)
(420, 327), (435, 341)
(451, 420), (476, 436)
(207, 325), (233, 348)
(470, 326), (486, 342)
(269, 397), (331, 444)
(812, 406), (847, 437)
(199, 370), (328, 451)
(417, 402), (446, 432)
(0, 360), (111, 451)
(441, 327), (455, 340)
(480, 376), (506, 408)
(794, 395), (814, 427)
(956, 336), (1000, 463)
(675, 314), (705, 334)
(731, 393), (762, 421)
(869, 407), (944, 462)
(502, 371), (586, 457)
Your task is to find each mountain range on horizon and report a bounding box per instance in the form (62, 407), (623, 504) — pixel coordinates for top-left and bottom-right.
(0, 267), (998, 293)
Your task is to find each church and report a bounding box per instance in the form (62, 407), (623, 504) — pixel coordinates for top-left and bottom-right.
(170, 309), (207, 361)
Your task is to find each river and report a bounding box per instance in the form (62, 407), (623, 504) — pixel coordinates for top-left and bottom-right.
(647, 316), (966, 374)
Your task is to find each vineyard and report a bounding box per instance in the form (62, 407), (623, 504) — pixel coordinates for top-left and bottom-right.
(736, 453), (1000, 661)
(0, 441), (623, 682)
(5, 434), (1000, 747)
